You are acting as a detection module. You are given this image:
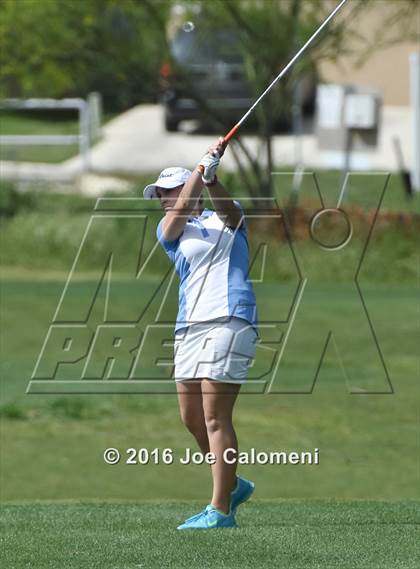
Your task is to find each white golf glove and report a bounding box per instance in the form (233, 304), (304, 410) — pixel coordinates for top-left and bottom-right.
(199, 152), (220, 185)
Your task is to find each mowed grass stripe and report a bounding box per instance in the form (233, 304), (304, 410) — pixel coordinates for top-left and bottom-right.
(1, 501), (419, 569)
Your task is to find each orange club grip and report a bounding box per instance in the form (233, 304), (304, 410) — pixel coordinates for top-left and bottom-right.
(197, 123), (239, 171)
(223, 123), (240, 144)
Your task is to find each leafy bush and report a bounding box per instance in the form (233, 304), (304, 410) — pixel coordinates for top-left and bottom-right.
(0, 181), (38, 217)
(0, 402), (28, 420)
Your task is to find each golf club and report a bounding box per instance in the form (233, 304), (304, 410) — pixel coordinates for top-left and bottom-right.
(222, 0), (349, 145)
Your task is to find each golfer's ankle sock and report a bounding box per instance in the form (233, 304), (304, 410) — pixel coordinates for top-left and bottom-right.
(210, 504), (230, 516)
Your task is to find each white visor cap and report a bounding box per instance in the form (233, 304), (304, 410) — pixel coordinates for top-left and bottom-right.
(143, 167), (192, 199)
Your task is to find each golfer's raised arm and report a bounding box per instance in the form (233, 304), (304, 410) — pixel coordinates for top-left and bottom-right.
(161, 169), (204, 241)
(162, 137), (241, 241)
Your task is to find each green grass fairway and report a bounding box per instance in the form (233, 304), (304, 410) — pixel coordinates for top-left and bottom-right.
(1, 500), (419, 569)
(0, 271), (418, 503)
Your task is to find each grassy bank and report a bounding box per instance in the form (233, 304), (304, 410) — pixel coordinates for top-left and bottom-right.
(0, 174), (418, 280)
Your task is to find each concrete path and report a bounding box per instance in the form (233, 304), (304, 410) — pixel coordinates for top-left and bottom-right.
(0, 104), (415, 184)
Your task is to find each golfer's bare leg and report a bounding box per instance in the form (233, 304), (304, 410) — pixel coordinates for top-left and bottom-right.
(176, 380), (210, 454)
(201, 379), (240, 514)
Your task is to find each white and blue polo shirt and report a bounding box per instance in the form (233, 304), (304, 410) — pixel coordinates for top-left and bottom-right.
(156, 200), (258, 336)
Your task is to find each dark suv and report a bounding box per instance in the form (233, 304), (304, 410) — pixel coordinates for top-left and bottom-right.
(160, 27), (256, 132)
(160, 26), (315, 132)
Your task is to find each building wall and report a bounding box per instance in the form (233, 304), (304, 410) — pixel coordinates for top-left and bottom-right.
(318, 1), (419, 106)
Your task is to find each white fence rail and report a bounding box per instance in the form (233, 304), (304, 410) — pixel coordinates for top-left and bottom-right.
(0, 135), (81, 145)
(0, 96), (101, 170)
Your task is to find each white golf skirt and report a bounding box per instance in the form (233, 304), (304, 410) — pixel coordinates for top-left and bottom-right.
(174, 316), (257, 384)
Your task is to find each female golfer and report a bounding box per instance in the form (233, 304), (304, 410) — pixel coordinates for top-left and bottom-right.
(143, 138), (258, 529)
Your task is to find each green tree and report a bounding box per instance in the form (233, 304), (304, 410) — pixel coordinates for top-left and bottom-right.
(0, 0), (170, 111)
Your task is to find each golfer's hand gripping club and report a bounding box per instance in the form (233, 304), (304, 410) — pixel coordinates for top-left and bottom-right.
(198, 137), (227, 184)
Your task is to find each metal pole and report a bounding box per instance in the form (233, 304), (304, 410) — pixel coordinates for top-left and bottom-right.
(79, 100), (90, 171)
(410, 52), (420, 191)
(292, 80), (304, 195)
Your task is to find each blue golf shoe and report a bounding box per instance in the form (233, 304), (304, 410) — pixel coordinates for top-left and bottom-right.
(177, 505), (237, 530)
(230, 476), (255, 512)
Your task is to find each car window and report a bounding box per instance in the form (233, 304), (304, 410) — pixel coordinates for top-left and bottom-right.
(171, 29), (243, 64)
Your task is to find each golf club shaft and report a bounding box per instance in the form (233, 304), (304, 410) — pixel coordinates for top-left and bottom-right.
(223, 0), (349, 144)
